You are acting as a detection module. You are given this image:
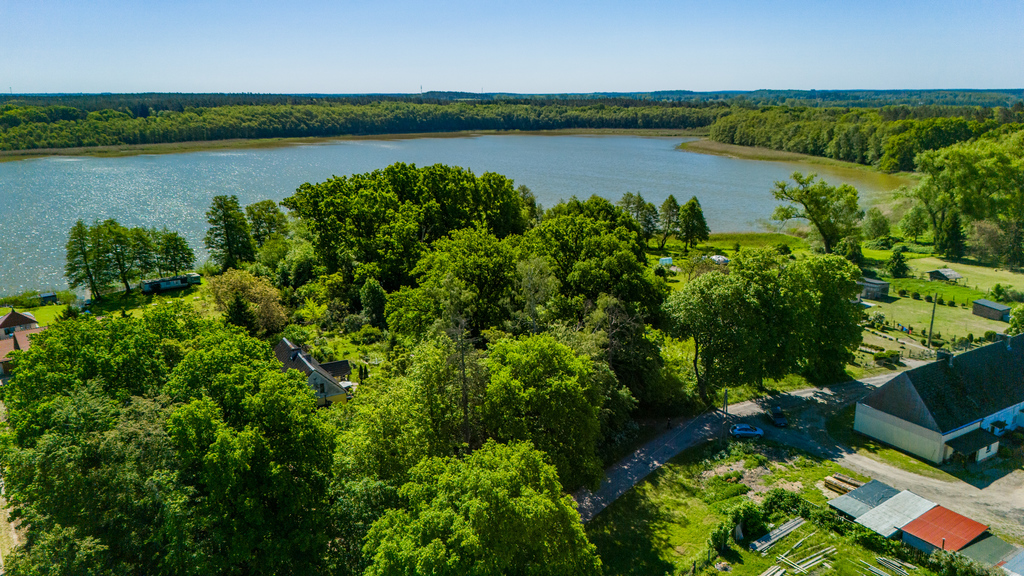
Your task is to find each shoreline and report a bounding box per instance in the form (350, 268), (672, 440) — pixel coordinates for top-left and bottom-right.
(0, 128), (710, 162)
(678, 138), (919, 181)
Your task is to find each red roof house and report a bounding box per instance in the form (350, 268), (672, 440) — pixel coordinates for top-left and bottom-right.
(901, 506), (988, 553)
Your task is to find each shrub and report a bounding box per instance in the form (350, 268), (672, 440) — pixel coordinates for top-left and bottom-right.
(998, 446), (1011, 458)
(912, 291), (921, 300)
(898, 288), (908, 297)
(936, 296), (945, 305)
(351, 324), (383, 345)
(948, 299), (957, 307)
(707, 521), (732, 552)
(873, 350), (901, 364)
(925, 295), (933, 303)
(984, 330), (998, 342)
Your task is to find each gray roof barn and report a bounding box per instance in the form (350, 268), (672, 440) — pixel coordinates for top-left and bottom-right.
(859, 335), (1024, 434)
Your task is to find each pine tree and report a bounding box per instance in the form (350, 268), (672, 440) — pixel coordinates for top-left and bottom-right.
(205, 195), (256, 271)
(657, 195), (681, 249)
(680, 196), (711, 251)
(939, 210), (966, 259)
(225, 293), (258, 335)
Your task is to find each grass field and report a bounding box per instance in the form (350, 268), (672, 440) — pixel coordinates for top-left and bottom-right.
(586, 440), (925, 576)
(864, 295), (1005, 343)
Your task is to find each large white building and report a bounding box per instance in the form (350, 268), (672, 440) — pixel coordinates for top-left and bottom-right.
(854, 335), (1024, 464)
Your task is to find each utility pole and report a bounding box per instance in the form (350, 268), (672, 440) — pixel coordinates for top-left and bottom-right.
(722, 388), (729, 444)
(927, 293), (938, 349)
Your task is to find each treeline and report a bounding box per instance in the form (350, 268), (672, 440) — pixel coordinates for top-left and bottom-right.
(0, 101), (727, 151)
(5, 88), (1023, 111)
(65, 220), (195, 297)
(708, 105), (1024, 171)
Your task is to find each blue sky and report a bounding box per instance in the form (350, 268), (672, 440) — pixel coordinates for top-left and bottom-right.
(1, 0), (1021, 93)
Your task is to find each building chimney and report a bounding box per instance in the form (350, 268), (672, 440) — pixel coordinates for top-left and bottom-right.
(942, 537), (945, 550)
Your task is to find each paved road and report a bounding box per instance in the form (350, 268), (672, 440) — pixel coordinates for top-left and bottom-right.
(573, 374), (895, 522)
(575, 370), (1024, 542)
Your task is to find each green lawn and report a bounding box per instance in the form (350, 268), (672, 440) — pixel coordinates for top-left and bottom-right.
(587, 440), (935, 576)
(864, 295), (1005, 344)
(14, 286), (215, 327)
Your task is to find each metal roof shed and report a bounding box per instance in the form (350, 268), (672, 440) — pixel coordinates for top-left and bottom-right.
(1003, 550), (1024, 576)
(854, 491), (936, 538)
(900, 506), (988, 553)
(847, 480), (900, 507)
(959, 533), (1019, 566)
(828, 494), (874, 519)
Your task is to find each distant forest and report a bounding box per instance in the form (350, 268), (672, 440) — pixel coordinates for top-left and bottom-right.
(1, 90), (1023, 164)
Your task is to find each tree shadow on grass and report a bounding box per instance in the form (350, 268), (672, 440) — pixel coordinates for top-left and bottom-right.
(586, 487), (678, 576)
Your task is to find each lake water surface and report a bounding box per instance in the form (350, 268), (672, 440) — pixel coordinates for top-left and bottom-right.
(0, 135), (905, 294)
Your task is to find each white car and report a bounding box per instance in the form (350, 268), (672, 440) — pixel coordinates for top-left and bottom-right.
(730, 423), (764, 438)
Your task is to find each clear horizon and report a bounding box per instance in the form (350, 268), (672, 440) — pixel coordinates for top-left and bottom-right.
(1, 0), (1022, 94)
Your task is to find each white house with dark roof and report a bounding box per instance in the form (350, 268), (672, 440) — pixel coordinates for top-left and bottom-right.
(273, 338), (355, 407)
(854, 335), (1024, 464)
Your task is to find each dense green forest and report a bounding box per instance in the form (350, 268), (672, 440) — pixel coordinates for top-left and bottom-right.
(708, 104), (1024, 171)
(0, 101), (726, 151)
(2, 89), (1023, 153)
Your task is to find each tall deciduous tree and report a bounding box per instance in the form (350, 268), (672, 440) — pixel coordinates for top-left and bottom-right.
(205, 195), (256, 271)
(899, 205), (928, 242)
(245, 199), (288, 247)
(662, 271), (751, 404)
(65, 220), (107, 300)
(771, 172), (863, 253)
(363, 440), (602, 576)
(789, 254), (863, 383)
(680, 196), (711, 251)
(657, 194), (681, 249)
(863, 207), (891, 240)
(483, 334), (603, 490)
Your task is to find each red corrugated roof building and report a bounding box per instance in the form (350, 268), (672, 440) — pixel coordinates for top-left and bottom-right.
(901, 506), (988, 553)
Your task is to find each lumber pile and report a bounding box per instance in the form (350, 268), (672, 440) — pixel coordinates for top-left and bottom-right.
(757, 566), (786, 576)
(750, 518), (806, 552)
(834, 474), (864, 488)
(876, 557), (914, 575)
(823, 475), (861, 494)
(776, 545), (836, 574)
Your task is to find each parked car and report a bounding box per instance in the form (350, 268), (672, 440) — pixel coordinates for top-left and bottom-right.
(729, 424), (764, 438)
(771, 406), (788, 427)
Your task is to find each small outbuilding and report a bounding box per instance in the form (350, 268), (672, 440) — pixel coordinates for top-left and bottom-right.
(900, 505), (988, 553)
(973, 299), (1011, 321)
(39, 292), (58, 305)
(857, 277), (890, 300)
(710, 255), (730, 265)
(827, 480), (900, 520)
(928, 268), (963, 282)
(959, 533), (1019, 567)
(854, 490), (936, 538)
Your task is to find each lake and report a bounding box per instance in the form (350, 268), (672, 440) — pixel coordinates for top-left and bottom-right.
(0, 135), (906, 294)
